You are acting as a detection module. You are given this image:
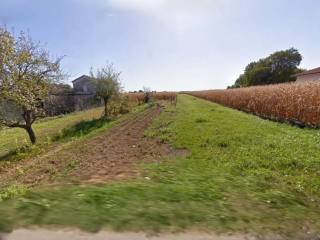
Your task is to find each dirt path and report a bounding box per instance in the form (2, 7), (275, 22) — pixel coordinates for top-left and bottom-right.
(0, 105), (185, 187)
(66, 104), (183, 184)
(2, 229), (255, 240)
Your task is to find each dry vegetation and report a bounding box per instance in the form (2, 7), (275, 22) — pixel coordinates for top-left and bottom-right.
(187, 82), (320, 127)
(126, 92), (177, 105)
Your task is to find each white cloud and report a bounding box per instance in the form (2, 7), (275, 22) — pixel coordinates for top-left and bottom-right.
(108, 0), (166, 12)
(106, 0), (229, 33)
(76, 0), (235, 33)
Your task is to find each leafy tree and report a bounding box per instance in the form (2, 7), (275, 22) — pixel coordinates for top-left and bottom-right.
(90, 63), (122, 118)
(0, 28), (63, 144)
(231, 48), (302, 88)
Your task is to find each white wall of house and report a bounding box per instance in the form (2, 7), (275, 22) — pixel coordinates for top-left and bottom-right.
(296, 73), (320, 82)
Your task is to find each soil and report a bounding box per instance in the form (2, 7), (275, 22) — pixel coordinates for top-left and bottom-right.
(0, 105), (187, 187)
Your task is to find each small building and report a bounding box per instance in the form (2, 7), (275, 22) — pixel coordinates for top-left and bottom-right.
(295, 67), (320, 82)
(72, 75), (96, 94)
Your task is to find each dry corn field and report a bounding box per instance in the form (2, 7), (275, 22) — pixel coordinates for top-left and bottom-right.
(126, 92), (177, 105)
(187, 82), (320, 127)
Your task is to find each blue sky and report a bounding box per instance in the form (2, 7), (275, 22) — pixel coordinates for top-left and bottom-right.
(1, 0), (319, 91)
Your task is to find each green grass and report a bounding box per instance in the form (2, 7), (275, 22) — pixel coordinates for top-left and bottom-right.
(0, 108), (105, 158)
(0, 95), (319, 238)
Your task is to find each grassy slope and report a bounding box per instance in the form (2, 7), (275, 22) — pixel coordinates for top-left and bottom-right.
(0, 95), (319, 237)
(0, 108), (104, 158)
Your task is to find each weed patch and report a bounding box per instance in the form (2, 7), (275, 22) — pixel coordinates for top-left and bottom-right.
(0, 185), (27, 202)
(217, 142), (229, 148)
(53, 118), (110, 141)
(195, 117), (207, 123)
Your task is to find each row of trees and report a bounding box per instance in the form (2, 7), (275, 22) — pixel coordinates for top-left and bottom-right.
(0, 28), (122, 144)
(229, 48), (303, 88)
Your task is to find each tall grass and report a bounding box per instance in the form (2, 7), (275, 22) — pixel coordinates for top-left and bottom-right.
(187, 82), (320, 127)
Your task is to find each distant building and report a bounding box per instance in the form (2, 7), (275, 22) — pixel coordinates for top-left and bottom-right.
(295, 67), (320, 82)
(72, 75), (96, 94)
(45, 75), (100, 116)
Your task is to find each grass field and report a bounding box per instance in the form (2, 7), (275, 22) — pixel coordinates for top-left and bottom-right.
(0, 107), (104, 158)
(0, 95), (319, 238)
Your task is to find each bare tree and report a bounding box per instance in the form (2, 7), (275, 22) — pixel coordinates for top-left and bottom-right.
(0, 28), (63, 144)
(90, 63), (122, 118)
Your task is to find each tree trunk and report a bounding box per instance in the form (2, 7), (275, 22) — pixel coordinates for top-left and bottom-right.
(21, 110), (37, 144)
(25, 125), (36, 144)
(104, 98), (108, 118)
